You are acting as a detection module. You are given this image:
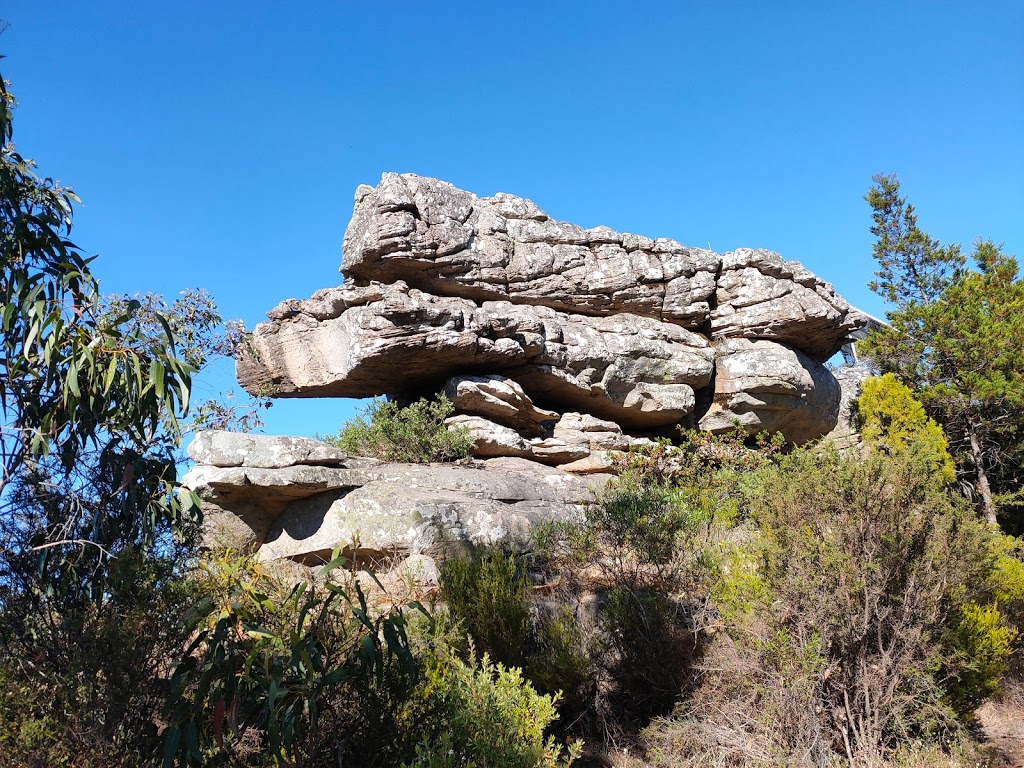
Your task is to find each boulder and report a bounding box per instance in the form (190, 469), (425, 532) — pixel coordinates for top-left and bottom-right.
(698, 338), (841, 444)
(444, 374), (557, 437)
(445, 414), (534, 459)
(237, 281), (715, 429)
(710, 249), (861, 361)
(342, 173), (719, 327)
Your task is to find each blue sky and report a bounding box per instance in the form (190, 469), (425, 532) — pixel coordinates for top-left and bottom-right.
(3, 2), (1022, 438)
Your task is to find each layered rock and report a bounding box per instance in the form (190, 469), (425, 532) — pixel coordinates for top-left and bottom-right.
(184, 432), (605, 563)
(711, 249), (861, 362)
(698, 339), (841, 445)
(238, 174), (868, 449)
(342, 173), (719, 326)
(213, 174), (872, 563)
(445, 407), (653, 469)
(237, 281), (715, 428)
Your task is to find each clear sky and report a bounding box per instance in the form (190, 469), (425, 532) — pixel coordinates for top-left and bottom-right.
(3, 2), (1022, 438)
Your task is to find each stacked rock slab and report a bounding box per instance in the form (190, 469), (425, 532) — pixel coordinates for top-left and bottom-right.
(237, 173), (864, 459)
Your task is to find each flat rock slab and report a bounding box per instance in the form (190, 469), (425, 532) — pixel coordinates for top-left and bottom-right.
(188, 430), (349, 468)
(183, 450), (608, 562)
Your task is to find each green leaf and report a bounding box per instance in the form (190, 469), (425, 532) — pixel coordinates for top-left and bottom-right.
(161, 726), (181, 768)
(152, 357), (165, 398)
(102, 355), (118, 395)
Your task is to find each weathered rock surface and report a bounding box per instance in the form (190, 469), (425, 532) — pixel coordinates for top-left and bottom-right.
(183, 438), (607, 564)
(188, 430), (349, 468)
(213, 175), (874, 560)
(825, 363), (873, 451)
(237, 281), (715, 428)
(342, 173), (719, 327)
(698, 338), (841, 444)
(445, 412), (649, 469)
(444, 375), (557, 437)
(445, 414), (534, 459)
(710, 249), (861, 362)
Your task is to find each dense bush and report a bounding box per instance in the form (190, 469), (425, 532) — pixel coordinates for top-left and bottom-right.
(437, 547), (595, 727)
(647, 447), (1015, 766)
(326, 394), (475, 463)
(402, 650), (582, 768)
(438, 548), (532, 669)
(529, 435), (765, 738)
(163, 550), (420, 766)
(855, 373), (956, 483)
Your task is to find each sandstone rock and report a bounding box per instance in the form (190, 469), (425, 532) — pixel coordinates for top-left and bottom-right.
(342, 173), (719, 327)
(182, 464), (382, 543)
(710, 248), (861, 361)
(445, 414), (533, 458)
(183, 452), (607, 562)
(528, 435), (592, 465)
(187, 430), (348, 468)
(553, 412), (632, 452)
(237, 281), (714, 428)
(557, 451), (620, 474)
(825, 363), (873, 451)
(698, 338), (841, 444)
(444, 374), (557, 437)
(258, 483), (551, 563)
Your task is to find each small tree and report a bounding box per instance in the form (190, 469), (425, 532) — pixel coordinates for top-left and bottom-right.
(0, 64), (237, 765)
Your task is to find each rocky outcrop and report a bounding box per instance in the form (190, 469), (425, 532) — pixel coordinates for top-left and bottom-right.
(444, 409), (653, 469)
(212, 174), (872, 563)
(184, 433), (606, 563)
(238, 175), (868, 450)
(342, 173), (719, 326)
(710, 249), (861, 362)
(236, 281), (715, 428)
(825, 364), (874, 451)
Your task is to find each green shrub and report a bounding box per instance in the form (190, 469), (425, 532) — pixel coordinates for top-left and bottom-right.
(944, 601), (1017, 716)
(438, 547), (596, 728)
(855, 373), (956, 483)
(163, 549), (420, 766)
(656, 446), (1010, 765)
(0, 544), (201, 768)
(438, 548), (532, 669)
(327, 394), (475, 463)
(402, 651), (582, 768)
(533, 455), (729, 735)
(525, 606), (595, 721)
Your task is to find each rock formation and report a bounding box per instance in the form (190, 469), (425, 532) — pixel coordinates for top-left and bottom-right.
(238, 173), (863, 449)
(187, 173), (869, 563)
(184, 431), (606, 564)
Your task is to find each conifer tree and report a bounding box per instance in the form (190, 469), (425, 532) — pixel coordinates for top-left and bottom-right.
(862, 175), (1024, 528)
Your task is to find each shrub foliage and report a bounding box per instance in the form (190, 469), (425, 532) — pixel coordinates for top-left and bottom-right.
(327, 394), (475, 463)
